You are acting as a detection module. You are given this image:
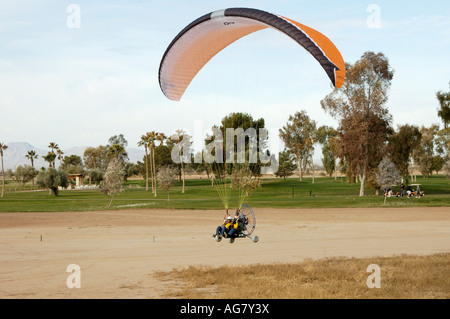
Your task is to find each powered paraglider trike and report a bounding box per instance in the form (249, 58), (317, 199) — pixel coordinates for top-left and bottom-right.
(214, 204), (259, 244)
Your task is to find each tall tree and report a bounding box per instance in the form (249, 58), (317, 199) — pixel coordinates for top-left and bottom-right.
(138, 134), (151, 192)
(321, 51), (394, 196)
(25, 150), (39, 168)
(414, 124), (440, 178)
(214, 112), (266, 168)
(171, 129), (191, 194)
(321, 144), (335, 177)
(108, 134), (128, 148)
(48, 142), (58, 153)
(148, 131), (158, 196)
(84, 146), (108, 170)
(43, 152), (56, 168)
(209, 112), (267, 184)
(388, 124), (421, 184)
(328, 135), (344, 180)
(436, 83), (450, 130)
(316, 126), (338, 178)
(107, 134), (128, 163)
(107, 144), (128, 161)
(56, 149), (64, 168)
(435, 128), (450, 157)
(279, 111), (317, 182)
(25, 150), (39, 187)
(60, 155), (84, 174)
(48, 142), (59, 168)
(0, 142), (7, 197)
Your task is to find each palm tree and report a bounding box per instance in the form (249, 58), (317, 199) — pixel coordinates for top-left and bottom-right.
(48, 142), (58, 153)
(25, 150), (39, 187)
(172, 129), (188, 193)
(0, 142), (8, 198)
(43, 152), (56, 168)
(108, 143), (127, 161)
(148, 131), (158, 197)
(138, 134), (151, 192)
(84, 147), (101, 170)
(56, 149), (64, 168)
(48, 142), (59, 168)
(25, 150), (39, 168)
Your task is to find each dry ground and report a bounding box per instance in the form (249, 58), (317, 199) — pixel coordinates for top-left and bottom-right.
(0, 207), (449, 298)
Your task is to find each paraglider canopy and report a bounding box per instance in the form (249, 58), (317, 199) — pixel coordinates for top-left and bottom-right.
(159, 7), (346, 101)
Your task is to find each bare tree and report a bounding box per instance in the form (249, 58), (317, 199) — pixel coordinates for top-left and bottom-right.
(157, 166), (176, 201)
(154, 132), (167, 197)
(376, 157), (401, 204)
(102, 158), (124, 207)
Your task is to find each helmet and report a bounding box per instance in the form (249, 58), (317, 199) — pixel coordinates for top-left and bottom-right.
(226, 216), (232, 220)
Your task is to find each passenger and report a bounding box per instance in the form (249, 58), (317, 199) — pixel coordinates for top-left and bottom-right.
(228, 216), (239, 238)
(228, 214), (246, 238)
(214, 216), (233, 239)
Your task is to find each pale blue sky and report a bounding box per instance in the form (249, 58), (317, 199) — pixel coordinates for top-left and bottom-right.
(1, 0), (449, 162)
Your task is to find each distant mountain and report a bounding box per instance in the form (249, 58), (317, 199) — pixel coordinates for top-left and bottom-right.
(2, 142), (48, 170)
(2, 142), (145, 170)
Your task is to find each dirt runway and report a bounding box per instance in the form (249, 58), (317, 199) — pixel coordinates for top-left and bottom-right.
(0, 207), (449, 298)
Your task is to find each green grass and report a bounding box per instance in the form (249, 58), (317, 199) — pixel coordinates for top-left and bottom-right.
(0, 175), (449, 212)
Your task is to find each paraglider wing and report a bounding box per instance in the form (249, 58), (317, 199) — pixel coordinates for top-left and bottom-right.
(159, 7), (346, 101)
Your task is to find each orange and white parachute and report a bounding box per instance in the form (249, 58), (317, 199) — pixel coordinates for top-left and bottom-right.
(159, 7), (346, 101)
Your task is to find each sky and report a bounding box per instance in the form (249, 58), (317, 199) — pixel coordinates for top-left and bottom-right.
(1, 0), (449, 164)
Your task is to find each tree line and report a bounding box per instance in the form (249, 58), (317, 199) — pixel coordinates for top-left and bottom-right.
(276, 52), (450, 196)
(1, 51), (449, 199)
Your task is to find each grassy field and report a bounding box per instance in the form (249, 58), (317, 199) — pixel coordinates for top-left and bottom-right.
(156, 253), (450, 299)
(0, 175), (449, 212)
